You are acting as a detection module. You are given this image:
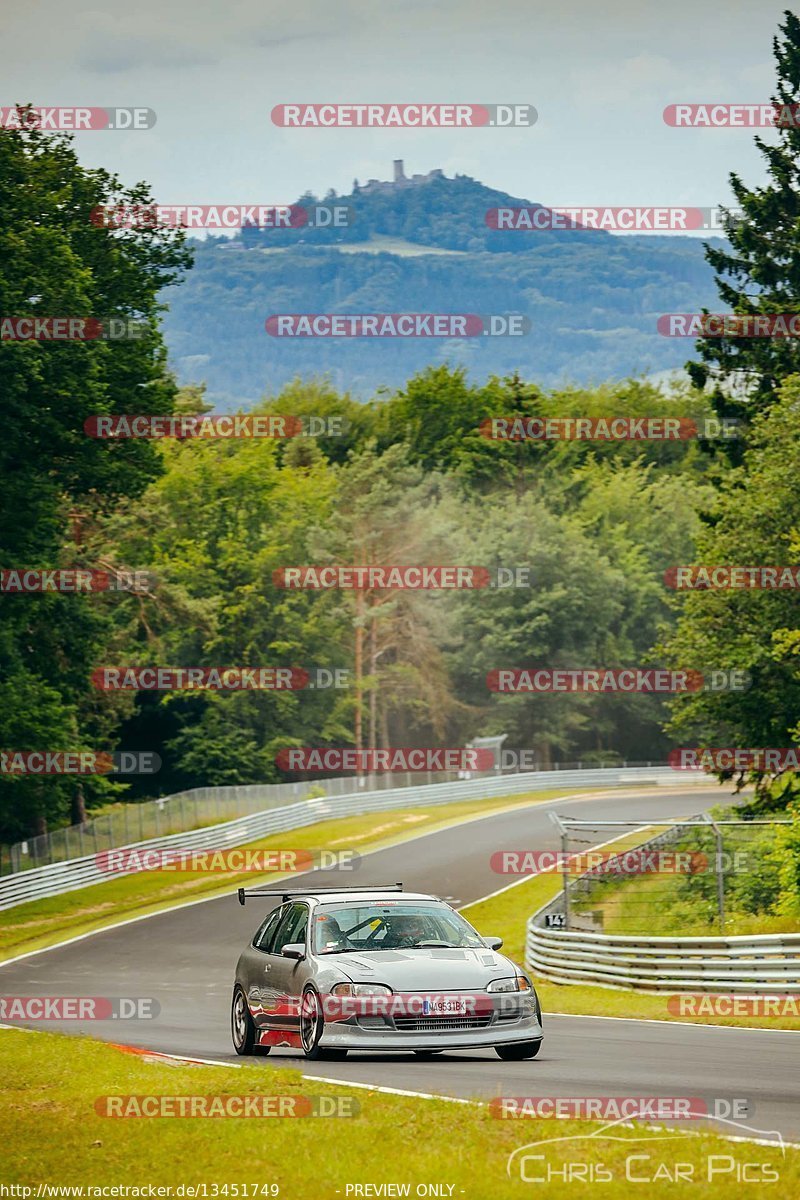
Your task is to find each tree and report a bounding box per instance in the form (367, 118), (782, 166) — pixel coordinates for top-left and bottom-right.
(688, 11), (800, 429)
(307, 444), (460, 757)
(662, 375), (800, 807)
(101, 426), (348, 791)
(0, 114), (191, 838)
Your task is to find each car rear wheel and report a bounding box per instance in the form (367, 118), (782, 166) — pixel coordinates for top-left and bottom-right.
(300, 987), (348, 1061)
(495, 1039), (542, 1061)
(231, 985), (271, 1056)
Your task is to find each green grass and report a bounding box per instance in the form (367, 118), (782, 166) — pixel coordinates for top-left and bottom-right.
(2, 1029), (795, 1197)
(587, 869), (800, 938)
(0, 787), (591, 962)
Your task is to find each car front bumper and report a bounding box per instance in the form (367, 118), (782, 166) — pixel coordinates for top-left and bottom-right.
(318, 1006), (543, 1052)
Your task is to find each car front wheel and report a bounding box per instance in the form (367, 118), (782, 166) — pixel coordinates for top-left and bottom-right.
(495, 1039), (542, 1061)
(231, 985), (270, 1056)
(300, 987), (348, 1061)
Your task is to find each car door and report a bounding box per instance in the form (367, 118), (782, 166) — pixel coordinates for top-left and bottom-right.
(263, 901), (310, 1033)
(240, 903), (287, 1028)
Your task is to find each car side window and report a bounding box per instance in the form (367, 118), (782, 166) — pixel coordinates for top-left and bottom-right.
(288, 904), (309, 948)
(274, 902), (308, 954)
(253, 907), (283, 952)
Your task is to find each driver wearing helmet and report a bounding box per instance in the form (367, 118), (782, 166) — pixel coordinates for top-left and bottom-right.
(316, 915), (354, 953)
(386, 913), (428, 948)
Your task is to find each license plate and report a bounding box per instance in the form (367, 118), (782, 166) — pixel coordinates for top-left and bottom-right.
(422, 997), (468, 1016)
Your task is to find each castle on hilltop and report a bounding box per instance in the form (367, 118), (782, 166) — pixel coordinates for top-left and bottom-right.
(353, 161), (445, 195)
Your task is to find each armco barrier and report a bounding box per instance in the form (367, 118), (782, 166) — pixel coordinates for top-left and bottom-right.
(525, 923), (800, 993)
(0, 765), (690, 910)
(525, 815), (800, 992)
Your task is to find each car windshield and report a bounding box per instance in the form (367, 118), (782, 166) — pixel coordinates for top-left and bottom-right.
(312, 902), (486, 954)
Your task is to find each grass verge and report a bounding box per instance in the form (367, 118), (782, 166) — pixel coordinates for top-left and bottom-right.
(2, 1028), (795, 1197)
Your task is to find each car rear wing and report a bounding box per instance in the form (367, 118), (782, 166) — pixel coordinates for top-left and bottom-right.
(237, 883), (403, 905)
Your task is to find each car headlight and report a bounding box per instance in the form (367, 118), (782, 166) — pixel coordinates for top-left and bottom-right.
(487, 976), (531, 993)
(331, 983), (393, 996)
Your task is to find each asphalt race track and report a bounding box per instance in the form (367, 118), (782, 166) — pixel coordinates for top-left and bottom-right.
(2, 786), (799, 1142)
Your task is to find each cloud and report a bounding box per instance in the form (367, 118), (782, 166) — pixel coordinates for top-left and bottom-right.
(79, 36), (220, 74)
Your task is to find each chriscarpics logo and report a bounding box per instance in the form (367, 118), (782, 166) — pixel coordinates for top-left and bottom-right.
(506, 1114), (785, 1185)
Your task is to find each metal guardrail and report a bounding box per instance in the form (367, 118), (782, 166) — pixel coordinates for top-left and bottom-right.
(0, 764), (687, 910)
(525, 923), (800, 993)
(2, 772), (457, 874)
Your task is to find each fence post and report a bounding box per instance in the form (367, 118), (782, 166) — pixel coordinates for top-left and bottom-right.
(702, 814), (725, 934)
(548, 812), (571, 931)
(561, 828), (571, 930)
(714, 821), (725, 934)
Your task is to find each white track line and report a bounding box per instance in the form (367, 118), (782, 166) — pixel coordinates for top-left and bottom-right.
(545, 1011), (799, 1034)
(305, 1075), (478, 1105)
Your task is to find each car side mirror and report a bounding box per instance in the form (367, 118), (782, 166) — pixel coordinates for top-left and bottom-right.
(282, 943), (306, 961)
(484, 936), (503, 950)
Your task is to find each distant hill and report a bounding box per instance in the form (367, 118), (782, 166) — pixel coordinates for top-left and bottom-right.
(159, 166), (722, 404)
(238, 167), (610, 253)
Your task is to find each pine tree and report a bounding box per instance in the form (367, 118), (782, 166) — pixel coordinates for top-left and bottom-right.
(688, 10), (800, 429)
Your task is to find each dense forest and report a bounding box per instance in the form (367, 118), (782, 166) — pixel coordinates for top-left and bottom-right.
(4, 11), (800, 847)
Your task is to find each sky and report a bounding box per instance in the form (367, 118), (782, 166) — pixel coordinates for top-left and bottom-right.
(0, 0), (792, 222)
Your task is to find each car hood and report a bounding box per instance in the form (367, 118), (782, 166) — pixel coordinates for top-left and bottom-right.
(321, 946), (516, 990)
